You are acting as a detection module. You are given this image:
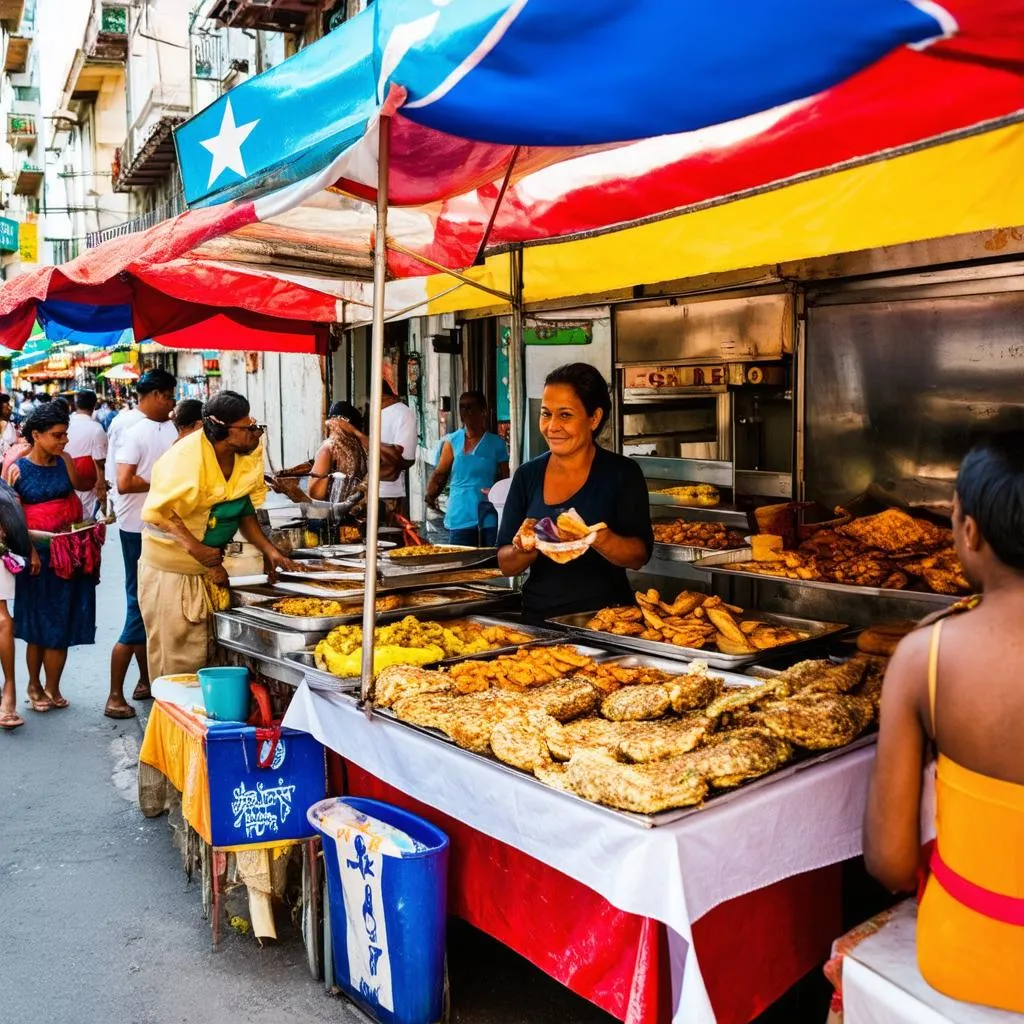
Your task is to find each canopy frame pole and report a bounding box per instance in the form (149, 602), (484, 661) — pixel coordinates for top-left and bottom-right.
(359, 115), (392, 708)
(473, 145), (521, 266)
(508, 244), (525, 470)
(387, 242), (514, 304)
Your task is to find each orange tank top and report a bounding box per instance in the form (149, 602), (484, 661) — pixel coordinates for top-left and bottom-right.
(917, 620), (1024, 1011)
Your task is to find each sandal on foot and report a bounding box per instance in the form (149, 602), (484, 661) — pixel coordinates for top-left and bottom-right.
(104, 704), (137, 720)
(132, 682), (152, 701)
(46, 696), (70, 710)
(1, 711), (25, 730)
(25, 696), (53, 713)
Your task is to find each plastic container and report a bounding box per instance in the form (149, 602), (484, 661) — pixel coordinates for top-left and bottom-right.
(197, 666), (251, 723)
(309, 797), (449, 1024)
(206, 723), (325, 846)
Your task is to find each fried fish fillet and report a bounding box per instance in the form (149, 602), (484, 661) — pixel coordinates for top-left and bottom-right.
(600, 684), (671, 721)
(565, 749), (708, 813)
(617, 715), (712, 763)
(777, 659), (867, 696)
(526, 675), (600, 721)
(534, 762), (574, 792)
(688, 728), (793, 788)
(760, 692), (874, 750)
(666, 664), (723, 713)
(391, 692), (459, 732)
(837, 508), (943, 553)
(853, 655), (887, 711)
(544, 716), (647, 761)
(447, 690), (533, 753)
(705, 680), (788, 720)
(490, 712), (558, 772)
(373, 665), (450, 708)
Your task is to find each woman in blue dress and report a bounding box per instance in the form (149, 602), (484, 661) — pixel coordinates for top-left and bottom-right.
(6, 403), (97, 712)
(425, 391), (509, 546)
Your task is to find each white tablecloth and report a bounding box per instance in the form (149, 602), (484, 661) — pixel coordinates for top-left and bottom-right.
(284, 682), (876, 1024)
(844, 901), (1023, 1024)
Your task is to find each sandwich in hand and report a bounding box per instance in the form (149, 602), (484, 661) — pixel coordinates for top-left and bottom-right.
(534, 508), (606, 564)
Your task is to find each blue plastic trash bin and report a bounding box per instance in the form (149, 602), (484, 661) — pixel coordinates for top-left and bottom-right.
(197, 666), (251, 722)
(308, 797), (449, 1024)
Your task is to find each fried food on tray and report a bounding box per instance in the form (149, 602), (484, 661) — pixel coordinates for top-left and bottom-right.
(565, 749), (709, 813)
(730, 508), (968, 595)
(585, 591), (810, 655)
(760, 692), (874, 750)
(601, 684), (672, 722)
(853, 655), (888, 710)
(529, 676), (601, 721)
(375, 665), (451, 708)
(617, 715), (712, 763)
(447, 689), (539, 753)
(448, 645), (598, 692)
(705, 679), (789, 720)
(272, 597), (346, 616)
(389, 544), (472, 558)
(652, 484), (720, 507)
(666, 663), (723, 713)
(490, 712), (558, 772)
(774, 658), (867, 696)
(391, 692), (460, 732)
(652, 520), (746, 550)
(688, 729), (794, 788)
(534, 761), (573, 792)
(544, 717), (647, 762)
(585, 661), (675, 694)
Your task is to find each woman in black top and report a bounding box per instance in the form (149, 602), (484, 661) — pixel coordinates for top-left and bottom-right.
(497, 363), (653, 622)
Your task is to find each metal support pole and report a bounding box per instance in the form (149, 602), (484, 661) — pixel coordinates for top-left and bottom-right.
(508, 245), (525, 470)
(359, 116), (391, 707)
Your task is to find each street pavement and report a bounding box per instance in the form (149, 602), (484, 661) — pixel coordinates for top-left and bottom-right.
(0, 526), (615, 1024)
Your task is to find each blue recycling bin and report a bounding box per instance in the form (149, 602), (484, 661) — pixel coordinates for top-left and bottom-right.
(308, 797), (449, 1024)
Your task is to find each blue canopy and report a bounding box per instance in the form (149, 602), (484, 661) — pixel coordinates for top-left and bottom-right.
(176, 0), (952, 209)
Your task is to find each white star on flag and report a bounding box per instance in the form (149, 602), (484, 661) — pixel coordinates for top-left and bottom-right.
(199, 98), (260, 188)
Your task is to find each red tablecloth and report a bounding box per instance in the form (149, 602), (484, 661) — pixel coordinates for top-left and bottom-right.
(339, 757), (841, 1024)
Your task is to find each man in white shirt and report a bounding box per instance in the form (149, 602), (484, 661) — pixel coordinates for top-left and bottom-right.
(64, 390), (108, 519)
(379, 379), (418, 510)
(104, 368), (177, 719)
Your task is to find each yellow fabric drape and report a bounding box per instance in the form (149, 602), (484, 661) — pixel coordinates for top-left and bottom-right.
(426, 122), (1024, 314)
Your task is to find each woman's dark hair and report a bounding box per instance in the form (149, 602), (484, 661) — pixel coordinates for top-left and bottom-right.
(956, 432), (1024, 571)
(459, 390), (488, 410)
(544, 362), (612, 437)
(327, 400), (365, 433)
(203, 390), (250, 442)
(173, 399), (203, 430)
(23, 403), (70, 444)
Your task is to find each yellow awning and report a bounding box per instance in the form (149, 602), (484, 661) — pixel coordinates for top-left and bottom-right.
(426, 121), (1024, 314)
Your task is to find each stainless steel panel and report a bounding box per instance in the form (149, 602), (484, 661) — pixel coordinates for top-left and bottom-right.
(212, 611), (326, 657)
(635, 456), (734, 487)
(733, 470), (793, 499)
(218, 639), (306, 687)
(615, 293), (794, 364)
(805, 291), (1024, 510)
(546, 610), (847, 669)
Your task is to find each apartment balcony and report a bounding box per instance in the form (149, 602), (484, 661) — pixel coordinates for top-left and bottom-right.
(0, 0), (25, 29)
(86, 191), (186, 248)
(4, 32), (31, 73)
(83, 1), (128, 64)
(205, 0), (319, 33)
(113, 85), (190, 192)
(7, 113), (36, 151)
(13, 162), (43, 196)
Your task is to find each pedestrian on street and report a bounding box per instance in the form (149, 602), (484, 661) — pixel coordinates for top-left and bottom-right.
(138, 391), (300, 677)
(0, 394), (18, 462)
(65, 390), (108, 520)
(171, 399), (203, 442)
(0, 479), (30, 730)
(5, 403), (98, 712)
(104, 378), (177, 719)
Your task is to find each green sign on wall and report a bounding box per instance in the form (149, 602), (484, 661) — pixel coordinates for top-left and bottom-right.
(0, 218), (19, 253)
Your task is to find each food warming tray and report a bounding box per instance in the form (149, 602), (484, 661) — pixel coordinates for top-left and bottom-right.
(213, 611), (325, 658)
(691, 547), (960, 606)
(233, 588), (505, 632)
(546, 610), (849, 669)
(216, 638), (306, 687)
(273, 567), (508, 599)
(651, 541), (736, 563)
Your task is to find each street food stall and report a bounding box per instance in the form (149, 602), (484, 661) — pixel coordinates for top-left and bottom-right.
(1, 1), (1023, 1022)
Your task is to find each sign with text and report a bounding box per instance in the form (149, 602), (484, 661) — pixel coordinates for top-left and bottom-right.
(0, 217), (19, 253)
(624, 364), (727, 388)
(18, 221), (37, 263)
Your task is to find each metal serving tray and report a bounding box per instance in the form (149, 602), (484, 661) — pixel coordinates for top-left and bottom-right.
(384, 545), (497, 568)
(230, 584), (292, 608)
(282, 616), (566, 690)
(546, 610), (849, 669)
(234, 588), (505, 632)
(217, 638), (306, 687)
(273, 567), (508, 599)
(651, 541), (732, 563)
(291, 542), (397, 558)
(691, 547), (960, 606)
(213, 611), (326, 659)
(596, 653), (759, 690)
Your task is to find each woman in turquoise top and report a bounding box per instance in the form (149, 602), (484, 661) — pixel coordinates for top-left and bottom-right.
(426, 391), (509, 546)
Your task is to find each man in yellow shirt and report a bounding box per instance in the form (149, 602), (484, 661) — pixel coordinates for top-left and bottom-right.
(138, 391), (297, 678)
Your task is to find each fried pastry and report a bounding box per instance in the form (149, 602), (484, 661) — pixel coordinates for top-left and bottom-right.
(600, 684), (671, 721)
(565, 750), (708, 813)
(760, 692), (874, 750)
(665, 664), (723, 713)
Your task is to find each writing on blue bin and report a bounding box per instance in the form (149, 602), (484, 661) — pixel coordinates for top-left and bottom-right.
(359, 979), (381, 1004)
(346, 835), (375, 879)
(231, 779), (296, 839)
(362, 883), (378, 943)
(368, 944), (383, 976)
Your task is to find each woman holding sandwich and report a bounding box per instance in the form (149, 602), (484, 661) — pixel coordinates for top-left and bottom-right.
(497, 363), (653, 623)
